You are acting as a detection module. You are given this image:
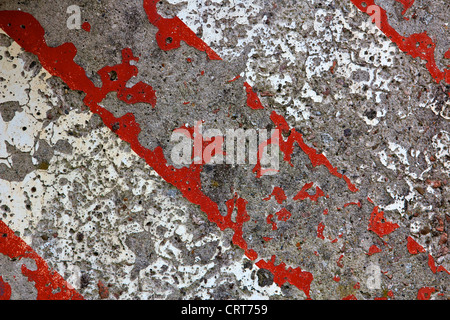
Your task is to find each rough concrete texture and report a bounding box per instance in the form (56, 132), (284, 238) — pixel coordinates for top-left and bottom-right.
(0, 0), (448, 300)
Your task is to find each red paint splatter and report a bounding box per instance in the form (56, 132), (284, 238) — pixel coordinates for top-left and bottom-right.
(366, 244), (382, 256)
(349, 0), (450, 88)
(0, 276), (11, 300)
(317, 222), (325, 240)
(263, 186), (287, 204)
(333, 275), (340, 282)
(367, 206), (400, 238)
(293, 182), (326, 202)
(428, 254), (450, 275)
(445, 49), (450, 60)
(0, 220), (83, 300)
(342, 294), (357, 300)
(143, 0), (221, 60)
(266, 214), (278, 231)
(256, 255), (313, 299)
(336, 254), (344, 268)
(227, 74), (241, 82)
(417, 287), (435, 300)
(276, 208), (292, 222)
(329, 60), (337, 74)
(394, 0), (415, 15)
(406, 236), (426, 254)
(244, 82), (264, 110)
(343, 201), (361, 208)
(97, 280), (109, 299)
(81, 21), (91, 32)
(353, 282), (360, 289)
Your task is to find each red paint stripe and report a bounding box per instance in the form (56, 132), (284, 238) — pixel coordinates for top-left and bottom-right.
(142, 0), (221, 60)
(349, 0), (450, 89)
(0, 276), (11, 300)
(244, 82), (265, 110)
(0, 220), (83, 300)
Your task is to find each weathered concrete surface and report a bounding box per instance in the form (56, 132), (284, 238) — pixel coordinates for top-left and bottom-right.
(0, 0), (448, 300)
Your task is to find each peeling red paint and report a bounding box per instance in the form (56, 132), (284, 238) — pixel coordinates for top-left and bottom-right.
(293, 182), (326, 202)
(225, 193), (258, 261)
(317, 222), (325, 240)
(366, 244), (382, 256)
(267, 111), (359, 192)
(275, 208), (292, 222)
(445, 49), (450, 60)
(2, 4), (435, 300)
(244, 82), (264, 110)
(428, 254), (450, 275)
(0, 220), (83, 300)
(227, 74), (241, 83)
(417, 287), (435, 300)
(349, 0), (450, 89)
(255, 255), (313, 299)
(406, 236), (426, 254)
(263, 186), (287, 204)
(367, 206), (400, 238)
(266, 214), (278, 231)
(0, 276), (11, 300)
(375, 290), (394, 300)
(336, 254), (344, 268)
(394, 0), (415, 15)
(343, 201), (361, 208)
(142, 0), (221, 60)
(81, 21), (91, 32)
